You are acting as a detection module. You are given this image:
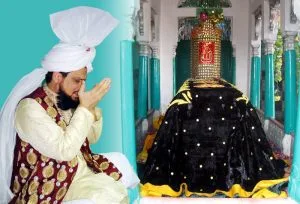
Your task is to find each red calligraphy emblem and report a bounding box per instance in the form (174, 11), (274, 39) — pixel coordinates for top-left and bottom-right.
(198, 42), (215, 64)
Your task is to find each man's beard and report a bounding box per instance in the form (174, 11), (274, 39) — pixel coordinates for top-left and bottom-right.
(57, 89), (79, 110)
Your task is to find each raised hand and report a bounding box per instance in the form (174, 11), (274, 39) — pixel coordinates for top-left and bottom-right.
(78, 78), (111, 112)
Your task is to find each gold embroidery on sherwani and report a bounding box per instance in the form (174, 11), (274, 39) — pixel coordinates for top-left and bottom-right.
(42, 165), (54, 178)
(16, 197), (25, 204)
(28, 180), (39, 195)
(43, 84), (73, 125)
(21, 182), (29, 195)
(68, 157), (78, 168)
(57, 168), (68, 182)
(47, 107), (58, 119)
(27, 151), (37, 166)
(83, 152), (93, 163)
(11, 87), (81, 203)
(19, 166), (29, 179)
(93, 161), (102, 171)
(21, 141), (28, 147)
(13, 177), (21, 193)
(92, 155), (100, 160)
(44, 96), (54, 107)
(56, 186), (68, 200)
(99, 162), (109, 171)
(41, 155), (50, 162)
(41, 200), (51, 204)
(35, 97), (42, 104)
(28, 193), (38, 204)
(58, 120), (67, 130)
(17, 152), (21, 162)
(110, 172), (121, 181)
(42, 180), (55, 195)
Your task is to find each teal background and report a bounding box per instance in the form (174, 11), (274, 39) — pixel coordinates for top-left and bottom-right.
(0, 0), (133, 153)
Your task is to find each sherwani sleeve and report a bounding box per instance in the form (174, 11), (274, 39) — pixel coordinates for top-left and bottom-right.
(15, 98), (94, 161)
(87, 107), (103, 144)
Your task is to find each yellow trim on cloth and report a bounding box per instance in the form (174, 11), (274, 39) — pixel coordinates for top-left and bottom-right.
(140, 177), (288, 198)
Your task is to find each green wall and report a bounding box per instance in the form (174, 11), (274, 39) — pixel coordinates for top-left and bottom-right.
(0, 0), (134, 153)
(175, 40), (191, 92)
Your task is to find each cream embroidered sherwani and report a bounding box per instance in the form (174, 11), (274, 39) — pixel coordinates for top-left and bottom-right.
(14, 85), (128, 204)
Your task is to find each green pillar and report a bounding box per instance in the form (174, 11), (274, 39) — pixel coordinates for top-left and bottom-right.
(173, 58), (177, 96)
(288, 83), (300, 202)
(173, 45), (177, 96)
(264, 41), (275, 119)
(120, 40), (138, 202)
(150, 48), (160, 110)
(283, 32), (297, 134)
(137, 43), (150, 119)
(232, 45), (236, 85)
(250, 45), (261, 108)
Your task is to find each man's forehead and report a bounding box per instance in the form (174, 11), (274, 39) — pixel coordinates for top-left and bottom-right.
(70, 67), (87, 76)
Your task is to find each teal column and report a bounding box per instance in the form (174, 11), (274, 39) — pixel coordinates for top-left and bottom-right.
(250, 45), (261, 109)
(288, 84), (300, 202)
(264, 41), (275, 119)
(173, 46), (177, 96)
(120, 41), (138, 202)
(232, 46), (236, 85)
(150, 47), (160, 110)
(284, 32), (297, 134)
(137, 43), (150, 119)
(173, 57), (177, 96)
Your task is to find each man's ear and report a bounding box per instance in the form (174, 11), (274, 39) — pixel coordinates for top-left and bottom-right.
(52, 72), (64, 83)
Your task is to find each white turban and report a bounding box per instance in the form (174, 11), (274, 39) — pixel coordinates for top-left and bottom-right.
(0, 6), (118, 203)
(294, 0), (300, 21)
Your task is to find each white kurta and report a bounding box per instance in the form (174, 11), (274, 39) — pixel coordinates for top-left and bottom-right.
(14, 86), (128, 204)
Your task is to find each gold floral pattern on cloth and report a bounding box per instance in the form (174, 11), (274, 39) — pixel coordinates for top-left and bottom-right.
(40, 200), (51, 204)
(13, 177), (21, 193)
(28, 193), (38, 204)
(47, 107), (58, 119)
(58, 120), (67, 130)
(21, 182), (29, 195)
(42, 180), (55, 195)
(41, 155), (50, 163)
(236, 94), (250, 104)
(43, 85), (58, 105)
(42, 165), (55, 178)
(16, 197), (25, 204)
(56, 186), (68, 200)
(68, 157), (78, 168)
(43, 84), (73, 125)
(110, 172), (121, 181)
(99, 162), (109, 171)
(28, 180), (39, 195)
(169, 90), (193, 107)
(92, 155), (100, 160)
(26, 150), (37, 166)
(44, 96), (54, 107)
(17, 152), (21, 162)
(176, 80), (190, 95)
(83, 152), (93, 163)
(21, 141), (28, 147)
(81, 142), (123, 181)
(19, 166), (29, 179)
(10, 87), (79, 203)
(57, 168), (68, 182)
(35, 97), (42, 104)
